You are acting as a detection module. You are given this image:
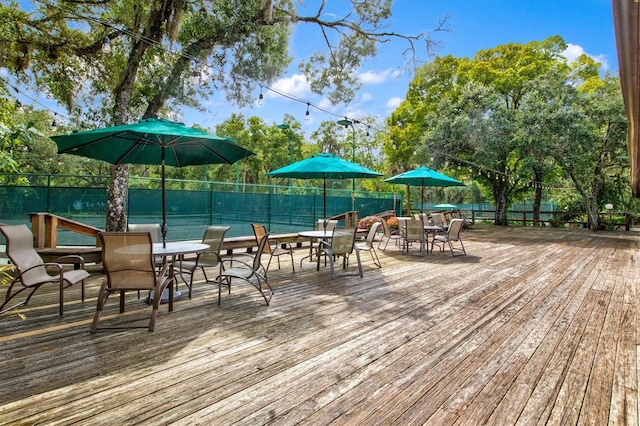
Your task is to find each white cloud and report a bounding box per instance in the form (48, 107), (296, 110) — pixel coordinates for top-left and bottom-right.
(385, 97), (403, 111)
(318, 97), (334, 110)
(562, 43), (609, 71)
(267, 74), (311, 98)
(358, 68), (402, 85)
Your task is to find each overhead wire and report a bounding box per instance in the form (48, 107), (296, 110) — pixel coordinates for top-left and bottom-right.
(17, 0), (559, 189)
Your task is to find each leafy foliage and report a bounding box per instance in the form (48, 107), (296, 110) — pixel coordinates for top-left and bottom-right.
(387, 36), (628, 228)
(0, 0), (445, 230)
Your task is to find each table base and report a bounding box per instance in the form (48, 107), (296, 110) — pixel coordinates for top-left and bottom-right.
(147, 289), (182, 305)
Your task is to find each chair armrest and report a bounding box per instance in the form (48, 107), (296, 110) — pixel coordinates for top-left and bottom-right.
(157, 262), (171, 278)
(52, 255), (86, 269)
(193, 251), (223, 266)
(36, 263), (66, 280)
(220, 256), (253, 270)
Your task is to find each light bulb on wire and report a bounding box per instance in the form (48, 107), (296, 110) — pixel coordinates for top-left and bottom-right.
(102, 37), (111, 53)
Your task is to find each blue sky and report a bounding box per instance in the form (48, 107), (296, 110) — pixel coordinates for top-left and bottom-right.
(197, 0), (618, 135)
(13, 1), (618, 135)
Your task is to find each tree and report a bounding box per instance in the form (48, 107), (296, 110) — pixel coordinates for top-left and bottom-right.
(0, 0), (446, 231)
(389, 36), (608, 226)
(548, 74), (627, 229)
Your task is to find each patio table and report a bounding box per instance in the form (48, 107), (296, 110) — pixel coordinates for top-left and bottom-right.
(298, 230), (333, 264)
(149, 242), (210, 304)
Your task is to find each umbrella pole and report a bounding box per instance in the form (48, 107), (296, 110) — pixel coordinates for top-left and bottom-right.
(323, 177), (327, 231)
(161, 148), (167, 247)
(421, 179), (424, 214)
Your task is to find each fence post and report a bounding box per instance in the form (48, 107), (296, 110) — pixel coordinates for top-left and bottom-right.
(46, 174), (51, 212)
(268, 186), (272, 231)
(209, 181), (214, 226)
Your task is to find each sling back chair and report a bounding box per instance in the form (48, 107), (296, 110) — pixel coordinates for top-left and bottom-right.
(317, 228), (363, 279)
(403, 219), (427, 256)
(251, 223), (295, 275)
(300, 219), (339, 266)
(355, 222), (382, 268)
(175, 226), (230, 298)
(378, 217), (402, 251)
(216, 231), (273, 306)
(0, 224), (89, 315)
(126, 223), (161, 243)
(431, 218), (467, 256)
(91, 232), (173, 333)
(127, 223), (164, 274)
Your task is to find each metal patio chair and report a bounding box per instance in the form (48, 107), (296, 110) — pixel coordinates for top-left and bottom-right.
(175, 226), (230, 298)
(431, 218), (467, 256)
(317, 228), (363, 279)
(355, 222), (382, 267)
(91, 232), (173, 332)
(216, 232), (273, 306)
(251, 223), (295, 275)
(0, 224), (89, 315)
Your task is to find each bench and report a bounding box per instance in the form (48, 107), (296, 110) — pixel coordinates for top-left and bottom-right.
(221, 233), (308, 256)
(36, 247), (103, 266)
(31, 233), (311, 264)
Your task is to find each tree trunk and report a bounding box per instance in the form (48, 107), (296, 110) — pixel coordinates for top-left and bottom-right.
(494, 185), (509, 226)
(105, 164), (130, 231)
(104, 2), (180, 231)
(533, 169), (543, 226)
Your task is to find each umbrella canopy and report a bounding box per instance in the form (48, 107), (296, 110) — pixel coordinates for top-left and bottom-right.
(384, 167), (465, 213)
(52, 117), (255, 245)
(433, 203), (459, 210)
(268, 152), (382, 222)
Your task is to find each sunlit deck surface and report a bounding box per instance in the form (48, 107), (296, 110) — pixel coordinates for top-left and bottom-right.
(1, 225), (638, 425)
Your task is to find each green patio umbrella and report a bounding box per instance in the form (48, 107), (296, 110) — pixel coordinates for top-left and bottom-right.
(384, 167), (465, 213)
(268, 152), (382, 226)
(433, 203), (459, 210)
(52, 117), (255, 246)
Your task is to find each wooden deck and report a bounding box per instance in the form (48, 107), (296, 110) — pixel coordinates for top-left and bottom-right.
(0, 225), (638, 425)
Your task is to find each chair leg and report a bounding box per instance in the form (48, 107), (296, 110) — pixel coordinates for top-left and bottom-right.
(327, 251), (337, 279)
(289, 251), (295, 273)
(370, 247), (381, 267)
(90, 280), (109, 333)
(266, 254), (274, 276)
(354, 248), (363, 277)
(59, 277), (64, 316)
(380, 235), (390, 251)
(253, 273), (273, 306)
(217, 276), (232, 305)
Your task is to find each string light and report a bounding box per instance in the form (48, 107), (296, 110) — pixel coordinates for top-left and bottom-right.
(29, 0), (380, 133)
(101, 36), (110, 53)
(304, 103), (310, 121)
(51, 118), (58, 132)
(15, 99), (23, 114)
(1, 77), (70, 125)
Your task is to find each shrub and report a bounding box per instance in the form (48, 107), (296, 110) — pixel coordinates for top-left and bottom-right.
(386, 216), (399, 229)
(357, 215), (381, 229)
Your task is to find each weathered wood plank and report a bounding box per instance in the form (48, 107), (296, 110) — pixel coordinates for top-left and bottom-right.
(0, 226), (638, 425)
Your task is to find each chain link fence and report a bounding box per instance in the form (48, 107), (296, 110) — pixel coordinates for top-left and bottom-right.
(0, 173), (401, 245)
